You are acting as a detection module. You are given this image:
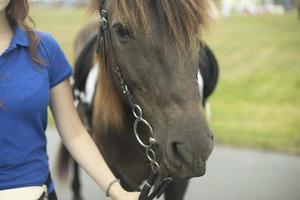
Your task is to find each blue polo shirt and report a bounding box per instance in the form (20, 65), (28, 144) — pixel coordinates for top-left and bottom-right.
(0, 26), (72, 192)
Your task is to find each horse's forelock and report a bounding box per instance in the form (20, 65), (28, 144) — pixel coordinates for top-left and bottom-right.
(90, 0), (211, 56)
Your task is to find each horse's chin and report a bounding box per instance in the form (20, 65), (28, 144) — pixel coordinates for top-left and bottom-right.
(160, 160), (207, 179)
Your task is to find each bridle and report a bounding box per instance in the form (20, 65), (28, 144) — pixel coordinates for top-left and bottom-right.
(97, 8), (173, 200)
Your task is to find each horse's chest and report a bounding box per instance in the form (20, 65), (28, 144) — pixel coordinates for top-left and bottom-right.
(97, 132), (150, 188)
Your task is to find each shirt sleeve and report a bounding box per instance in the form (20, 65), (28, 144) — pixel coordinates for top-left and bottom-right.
(48, 36), (73, 89)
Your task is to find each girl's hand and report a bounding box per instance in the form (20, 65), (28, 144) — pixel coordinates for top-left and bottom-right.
(111, 191), (140, 200)
(109, 182), (140, 200)
(117, 191), (140, 200)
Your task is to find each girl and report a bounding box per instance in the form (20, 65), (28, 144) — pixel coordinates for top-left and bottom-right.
(0, 0), (139, 199)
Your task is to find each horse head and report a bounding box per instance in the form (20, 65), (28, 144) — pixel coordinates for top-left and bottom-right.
(93, 0), (214, 179)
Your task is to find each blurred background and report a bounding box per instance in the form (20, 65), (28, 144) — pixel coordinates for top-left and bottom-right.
(29, 0), (300, 199)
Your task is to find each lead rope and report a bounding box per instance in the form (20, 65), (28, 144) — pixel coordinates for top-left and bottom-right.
(98, 9), (173, 200)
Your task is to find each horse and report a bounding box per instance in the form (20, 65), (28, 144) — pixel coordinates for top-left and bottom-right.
(57, 0), (219, 199)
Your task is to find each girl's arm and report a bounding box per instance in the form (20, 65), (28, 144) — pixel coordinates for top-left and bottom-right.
(49, 79), (139, 200)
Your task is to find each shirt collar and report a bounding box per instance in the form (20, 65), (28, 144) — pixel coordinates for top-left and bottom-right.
(10, 26), (30, 48)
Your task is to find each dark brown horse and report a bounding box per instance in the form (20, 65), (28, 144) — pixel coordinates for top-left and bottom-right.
(57, 0), (218, 199)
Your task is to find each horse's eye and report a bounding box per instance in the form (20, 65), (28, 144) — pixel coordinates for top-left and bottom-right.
(112, 23), (132, 43)
(117, 26), (129, 37)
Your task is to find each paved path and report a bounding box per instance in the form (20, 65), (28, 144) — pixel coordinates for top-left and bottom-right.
(46, 128), (300, 200)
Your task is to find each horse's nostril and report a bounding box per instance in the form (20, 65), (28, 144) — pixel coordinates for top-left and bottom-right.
(210, 134), (215, 141)
(173, 143), (194, 166)
(167, 142), (182, 168)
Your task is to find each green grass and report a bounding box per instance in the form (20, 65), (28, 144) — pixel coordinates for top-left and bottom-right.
(31, 7), (300, 154)
(31, 7), (89, 62)
(205, 14), (300, 154)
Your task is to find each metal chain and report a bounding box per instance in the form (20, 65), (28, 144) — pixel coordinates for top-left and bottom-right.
(132, 104), (160, 171)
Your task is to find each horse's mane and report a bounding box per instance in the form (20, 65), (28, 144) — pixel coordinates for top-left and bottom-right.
(92, 53), (126, 134)
(90, 0), (211, 56)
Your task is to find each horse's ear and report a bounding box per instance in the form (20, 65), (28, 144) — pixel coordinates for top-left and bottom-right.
(89, 0), (105, 12)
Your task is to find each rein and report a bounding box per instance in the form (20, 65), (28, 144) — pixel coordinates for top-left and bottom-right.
(97, 9), (173, 200)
